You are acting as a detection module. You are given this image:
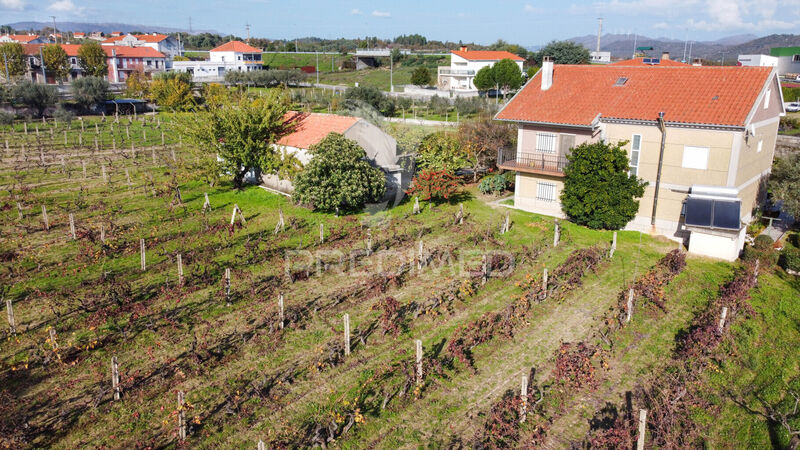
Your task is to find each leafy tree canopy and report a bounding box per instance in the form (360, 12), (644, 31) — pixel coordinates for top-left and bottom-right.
(410, 67), (432, 87)
(42, 44), (70, 81)
(473, 65), (496, 92)
(343, 85), (384, 111)
(70, 76), (109, 112)
(416, 131), (467, 173)
(0, 43), (26, 79)
(492, 58), (524, 96)
(768, 153), (800, 219)
(11, 81), (57, 117)
(149, 71), (194, 111)
(561, 140), (647, 229)
(77, 40), (108, 78)
(181, 90), (300, 188)
(293, 133), (386, 212)
(534, 40), (590, 65)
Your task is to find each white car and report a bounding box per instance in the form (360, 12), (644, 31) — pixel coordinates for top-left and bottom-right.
(786, 102), (800, 112)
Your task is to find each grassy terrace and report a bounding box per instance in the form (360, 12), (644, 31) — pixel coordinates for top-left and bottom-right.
(0, 115), (797, 448)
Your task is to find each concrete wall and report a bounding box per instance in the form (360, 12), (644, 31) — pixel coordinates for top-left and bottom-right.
(777, 56), (800, 75)
(687, 227), (747, 261)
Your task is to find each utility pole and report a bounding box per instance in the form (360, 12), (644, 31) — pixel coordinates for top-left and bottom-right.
(2, 53), (9, 82)
(189, 16), (192, 34)
(596, 18), (603, 53)
(50, 16), (58, 44)
(39, 46), (46, 83)
(245, 24), (251, 44)
(295, 38), (298, 52)
(390, 50), (393, 92)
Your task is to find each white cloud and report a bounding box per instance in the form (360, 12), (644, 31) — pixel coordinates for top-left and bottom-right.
(523, 3), (541, 13)
(48, 0), (75, 12)
(0, 0), (26, 10)
(371, 10), (390, 17)
(653, 22), (669, 30)
(350, 8), (362, 15)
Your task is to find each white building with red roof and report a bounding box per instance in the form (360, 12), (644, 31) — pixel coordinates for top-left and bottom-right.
(438, 47), (525, 91)
(0, 34), (49, 44)
(102, 33), (182, 66)
(21, 43), (166, 83)
(172, 40), (264, 80)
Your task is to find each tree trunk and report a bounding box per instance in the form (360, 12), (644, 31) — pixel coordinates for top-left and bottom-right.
(232, 167), (248, 189)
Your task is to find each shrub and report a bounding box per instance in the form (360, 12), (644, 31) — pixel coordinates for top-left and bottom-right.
(149, 72), (194, 111)
(343, 85), (384, 111)
(415, 132), (466, 172)
(70, 76), (109, 112)
(561, 141), (648, 230)
(410, 67), (431, 87)
(478, 174), (508, 195)
(0, 111), (13, 125)
(293, 133), (386, 212)
(753, 234), (774, 251)
(125, 70), (149, 98)
(779, 247), (800, 272)
(405, 169), (460, 203)
(52, 104), (74, 124)
(10, 81), (57, 117)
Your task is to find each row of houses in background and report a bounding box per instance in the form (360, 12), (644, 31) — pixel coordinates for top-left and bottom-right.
(20, 43), (166, 83)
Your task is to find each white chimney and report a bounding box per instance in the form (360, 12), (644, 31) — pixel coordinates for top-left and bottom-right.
(541, 56), (554, 91)
(661, 51), (670, 61)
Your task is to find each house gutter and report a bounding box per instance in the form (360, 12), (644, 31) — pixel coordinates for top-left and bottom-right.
(651, 112), (667, 228)
(493, 117), (594, 130)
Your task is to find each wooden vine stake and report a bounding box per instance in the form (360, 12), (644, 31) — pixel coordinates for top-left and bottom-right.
(82, 160), (87, 179)
(177, 253), (184, 285)
(520, 375), (529, 423)
(636, 409), (647, 450)
(553, 219), (560, 247)
(273, 209), (284, 234)
(231, 204), (246, 225)
(6, 299), (15, 335)
(151, 148), (156, 164)
(140, 238), (146, 271)
(413, 196), (420, 214)
(717, 306), (728, 334)
(415, 339), (423, 385)
(257, 440), (265, 450)
(111, 356), (121, 401)
(278, 293), (284, 329)
(16, 202), (23, 220)
(48, 328), (58, 351)
(101, 165), (107, 183)
(100, 224), (106, 243)
(125, 168), (132, 185)
(224, 268), (232, 305)
(177, 390), (187, 442)
(202, 193), (211, 212)
(69, 213), (76, 240)
(343, 314), (351, 356)
(542, 268), (549, 299)
(500, 212), (510, 234)
(481, 254), (488, 285)
(610, 231), (617, 258)
(456, 203), (464, 225)
(319, 223), (324, 244)
(417, 240), (424, 270)
(626, 288), (634, 323)
(366, 230), (372, 256)
(41, 205), (49, 231)
(753, 259), (760, 286)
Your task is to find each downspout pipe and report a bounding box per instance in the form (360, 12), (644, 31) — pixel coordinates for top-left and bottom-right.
(651, 111), (666, 228)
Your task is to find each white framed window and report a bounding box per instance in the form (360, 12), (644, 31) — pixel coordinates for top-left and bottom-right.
(536, 182), (557, 202)
(629, 134), (642, 176)
(764, 88), (771, 109)
(682, 145), (710, 170)
(536, 132), (557, 154)
(793, 54), (800, 62)
(757, 140), (763, 153)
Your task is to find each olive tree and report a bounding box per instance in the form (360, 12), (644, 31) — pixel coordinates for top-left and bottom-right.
(71, 76), (109, 112)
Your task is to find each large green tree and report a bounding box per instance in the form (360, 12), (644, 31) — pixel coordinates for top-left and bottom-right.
(473, 65), (496, 92)
(293, 133), (386, 212)
(11, 81), (57, 117)
(535, 40), (590, 65)
(42, 44), (70, 82)
(415, 131), (467, 173)
(410, 67), (431, 87)
(0, 43), (26, 80)
(561, 141), (648, 229)
(71, 76), (109, 112)
(182, 91), (300, 188)
(768, 153), (800, 219)
(492, 58), (523, 98)
(77, 40), (108, 78)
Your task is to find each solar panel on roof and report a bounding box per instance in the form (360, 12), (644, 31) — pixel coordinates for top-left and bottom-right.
(685, 198), (714, 227)
(684, 198), (741, 230)
(712, 200), (740, 229)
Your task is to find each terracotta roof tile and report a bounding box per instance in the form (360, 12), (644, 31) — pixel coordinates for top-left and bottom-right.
(610, 57), (690, 66)
(496, 65), (773, 127)
(451, 50), (524, 61)
(2, 34), (41, 43)
(210, 41), (262, 53)
(277, 112), (359, 149)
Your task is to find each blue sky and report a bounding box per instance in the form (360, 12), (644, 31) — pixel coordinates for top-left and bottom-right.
(3, 0), (800, 45)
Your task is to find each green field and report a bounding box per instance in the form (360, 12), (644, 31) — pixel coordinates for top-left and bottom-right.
(0, 114), (797, 448)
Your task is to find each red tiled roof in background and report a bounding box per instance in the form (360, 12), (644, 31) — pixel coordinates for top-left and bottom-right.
(496, 65), (773, 127)
(277, 112), (359, 149)
(102, 33), (169, 44)
(610, 57), (690, 66)
(104, 46), (166, 58)
(74, 32), (86, 37)
(210, 41), (262, 53)
(2, 34), (41, 43)
(451, 50), (524, 61)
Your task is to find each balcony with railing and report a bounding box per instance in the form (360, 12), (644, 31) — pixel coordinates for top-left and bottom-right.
(438, 66), (476, 76)
(497, 149), (569, 176)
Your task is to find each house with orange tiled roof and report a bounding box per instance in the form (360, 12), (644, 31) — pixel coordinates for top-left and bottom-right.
(101, 33), (182, 66)
(0, 34), (49, 44)
(261, 112), (409, 203)
(495, 57), (785, 260)
(438, 46), (525, 91)
(21, 43), (166, 83)
(173, 40), (264, 80)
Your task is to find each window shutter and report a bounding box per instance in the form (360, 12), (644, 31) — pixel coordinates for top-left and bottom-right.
(559, 134), (575, 156)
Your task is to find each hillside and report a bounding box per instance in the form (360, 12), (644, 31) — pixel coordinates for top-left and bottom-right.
(2, 21), (214, 34)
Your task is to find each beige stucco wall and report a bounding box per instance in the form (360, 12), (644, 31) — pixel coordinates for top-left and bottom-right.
(514, 173), (565, 218)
